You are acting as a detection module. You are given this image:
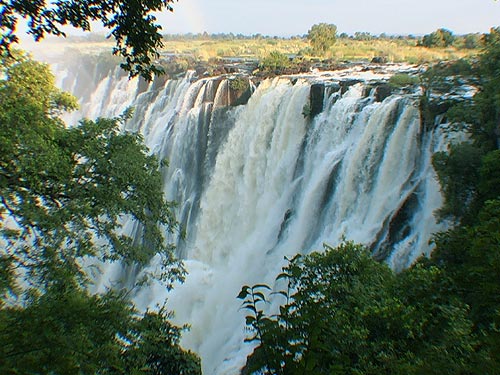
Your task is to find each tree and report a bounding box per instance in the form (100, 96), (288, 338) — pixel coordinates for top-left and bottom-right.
(354, 31), (373, 41)
(463, 33), (482, 49)
(427, 27), (500, 373)
(239, 243), (476, 375)
(307, 23), (337, 55)
(432, 143), (484, 222)
(0, 0), (177, 79)
(0, 53), (200, 374)
(419, 28), (455, 48)
(430, 29), (500, 223)
(474, 27), (500, 149)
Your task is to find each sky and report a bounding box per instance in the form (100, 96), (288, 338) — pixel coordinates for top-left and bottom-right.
(155, 0), (500, 36)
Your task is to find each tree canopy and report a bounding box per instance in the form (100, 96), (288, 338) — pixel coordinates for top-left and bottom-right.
(0, 0), (177, 79)
(239, 243), (477, 375)
(418, 28), (455, 48)
(306, 23), (337, 55)
(0, 53), (200, 374)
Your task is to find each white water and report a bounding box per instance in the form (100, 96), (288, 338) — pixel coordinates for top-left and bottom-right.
(53, 60), (450, 374)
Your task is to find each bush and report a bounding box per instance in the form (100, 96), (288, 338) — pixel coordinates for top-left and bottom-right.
(229, 76), (250, 92)
(259, 51), (290, 73)
(419, 28), (455, 48)
(388, 73), (420, 88)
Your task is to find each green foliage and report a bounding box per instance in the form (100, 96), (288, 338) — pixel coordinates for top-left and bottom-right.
(307, 23), (337, 55)
(0, 289), (201, 375)
(229, 76), (250, 92)
(420, 59), (475, 95)
(239, 242), (476, 375)
(431, 200), (500, 372)
(0, 0), (177, 79)
(259, 51), (291, 73)
(302, 102), (312, 118)
(1, 55), (182, 291)
(446, 100), (481, 126)
(432, 143), (484, 222)
(118, 307), (202, 375)
(430, 28), (500, 223)
(0, 288), (129, 374)
(419, 28), (455, 48)
(388, 73), (420, 88)
(353, 31), (374, 41)
(478, 150), (500, 201)
(473, 27), (500, 149)
(427, 27), (500, 372)
(0, 54), (200, 374)
(463, 33), (482, 49)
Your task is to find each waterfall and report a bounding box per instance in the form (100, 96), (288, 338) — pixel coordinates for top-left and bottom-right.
(53, 60), (449, 374)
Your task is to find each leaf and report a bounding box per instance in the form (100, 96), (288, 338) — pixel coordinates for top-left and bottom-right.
(241, 303), (257, 313)
(271, 290), (289, 298)
(252, 284), (271, 291)
(237, 286), (250, 300)
(252, 291), (268, 303)
(276, 272), (291, 281)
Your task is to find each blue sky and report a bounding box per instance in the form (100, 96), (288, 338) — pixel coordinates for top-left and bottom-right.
(157, 0), (500, 36)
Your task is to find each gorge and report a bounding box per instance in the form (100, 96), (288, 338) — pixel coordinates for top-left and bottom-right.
(52, 55), (456, 374)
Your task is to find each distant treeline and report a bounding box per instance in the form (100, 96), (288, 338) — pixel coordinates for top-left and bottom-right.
(67, 30), (483, 49)
(165, 31), (483, 49)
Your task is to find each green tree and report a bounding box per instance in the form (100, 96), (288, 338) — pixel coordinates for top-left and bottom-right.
(432, 143), (484, 222)
(431, 200), (500, 373)
(419, 28), (455, 48)
(464, 33), (482, 49)
(430, 29), (500, 223)
(354, 31), (373, 41)
(307, 23), (337, 55)
(474, 27), (500, 149)
(0, 54), (200, 374)
(427, 27), (500, 373)
(239, 243), (475, 375)
(0, 0), (177, 79)
(259, 50), (291, 73)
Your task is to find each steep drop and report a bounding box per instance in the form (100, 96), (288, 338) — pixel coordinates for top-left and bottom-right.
(54, 61), (449, 374)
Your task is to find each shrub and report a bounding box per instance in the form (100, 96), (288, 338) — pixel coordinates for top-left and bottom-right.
(388, 73), (420, 88)
(229, 76), (250, 92)
(259, 51), (290, 72)
(419, 28), (455, 48)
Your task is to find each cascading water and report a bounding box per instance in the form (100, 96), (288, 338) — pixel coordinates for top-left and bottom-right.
(52, 58), (451, 374)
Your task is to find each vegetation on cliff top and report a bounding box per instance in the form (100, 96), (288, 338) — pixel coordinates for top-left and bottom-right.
(23, 28), (480, 73)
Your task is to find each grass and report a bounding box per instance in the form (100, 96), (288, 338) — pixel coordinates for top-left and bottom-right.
(158, 37), (478, 64)
(27, 34), (479, 65)
(327, 38), (473, 63)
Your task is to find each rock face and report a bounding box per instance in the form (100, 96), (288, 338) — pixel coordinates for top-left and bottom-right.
(228, 77), (253, 106)
(309, 83), (325, 117)
(340, 79), (362, 95)
(374, 84), (393, 102)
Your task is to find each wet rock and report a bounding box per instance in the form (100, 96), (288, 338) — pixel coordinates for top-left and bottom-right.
(374, 84), (393, 102)
(371, 56), (388, 64)
(340, 79), (362, 95)
(309, 83), (325, 117)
